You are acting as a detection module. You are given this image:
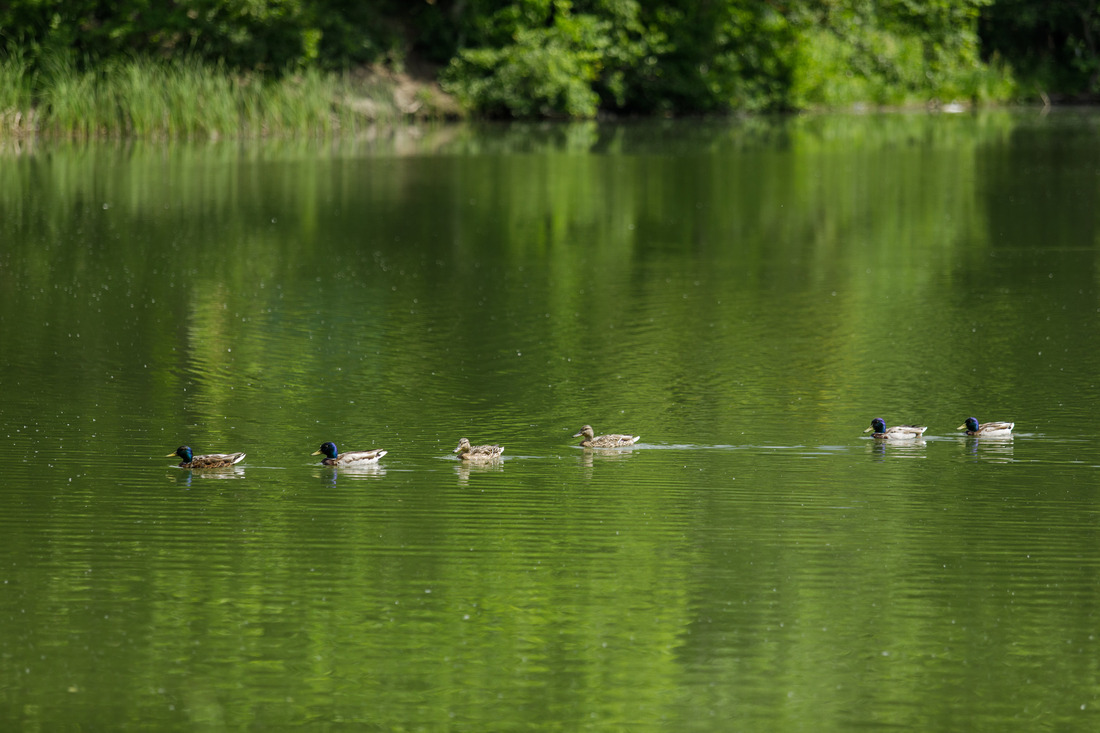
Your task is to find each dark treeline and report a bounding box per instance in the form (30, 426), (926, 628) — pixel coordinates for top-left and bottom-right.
(0, 0), (1094, 118)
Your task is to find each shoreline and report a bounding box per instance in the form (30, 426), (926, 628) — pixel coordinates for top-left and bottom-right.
(0, 58), (1075, 143)
(0, 61), (465, 141)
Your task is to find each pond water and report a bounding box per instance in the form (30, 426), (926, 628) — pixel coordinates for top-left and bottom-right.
(2, 111), (1100, 730)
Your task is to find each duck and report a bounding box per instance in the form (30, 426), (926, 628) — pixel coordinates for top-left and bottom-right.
(957, 417), (1014, 437)
(167, 446), (246, 469)
(864, 418), (927, 441)
(573, 424), (640, 448)
(312, 441), (387, 466)
(453, 437), (504, 461)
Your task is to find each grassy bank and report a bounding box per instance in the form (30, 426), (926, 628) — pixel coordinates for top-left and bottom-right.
(0, 55), (459, 139)
(0, 48), (1022, 141)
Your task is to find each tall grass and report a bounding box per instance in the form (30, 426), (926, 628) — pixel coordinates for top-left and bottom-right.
(241, 67), (360, 136)
(119, 59), (238, 137)
(0, 49), (36, 135)
(0, 52), (407, 139)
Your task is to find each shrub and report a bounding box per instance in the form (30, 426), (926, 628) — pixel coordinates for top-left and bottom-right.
(443, 6), (609, 118)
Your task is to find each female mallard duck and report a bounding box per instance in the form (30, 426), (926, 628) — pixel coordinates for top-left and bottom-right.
(957, 417), (1014, 437)
(864, 418), (927, 441)
(312, 441), (387, 466)
(573, 424), (640, 448)
(453, 437), (504, 462)
(167, 446), (246, 469)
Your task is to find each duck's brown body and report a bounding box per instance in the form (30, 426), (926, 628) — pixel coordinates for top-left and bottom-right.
(453, 438), (504, 461)
(573, 425), (639, 448)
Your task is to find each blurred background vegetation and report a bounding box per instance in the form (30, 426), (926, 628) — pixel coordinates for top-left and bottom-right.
(0, 0), (1095, 131)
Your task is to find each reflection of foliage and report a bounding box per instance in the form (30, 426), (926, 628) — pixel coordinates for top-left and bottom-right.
(5, 115), (1100, 729)
(0, 111), (1038, 446)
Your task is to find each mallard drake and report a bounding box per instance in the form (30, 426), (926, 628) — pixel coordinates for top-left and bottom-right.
(453, 437), (504, 461)
(167, 446), (246, 469)
(957, 417), (1014, 437)
(864, 418), (927, 441)
(573, 424), (640, 448)
(312, 441), (387, 466)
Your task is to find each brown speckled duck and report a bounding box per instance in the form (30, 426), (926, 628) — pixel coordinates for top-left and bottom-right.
(167, 446), (246, 469)
(573, 425), (640, 448)
(453, 437), (504, 462)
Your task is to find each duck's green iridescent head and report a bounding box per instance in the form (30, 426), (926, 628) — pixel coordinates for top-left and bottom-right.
(171, 446), (193, 462)
(963, 417), (980, 432)
(313, 442), (338, 459)
(869, 418), (886, 434)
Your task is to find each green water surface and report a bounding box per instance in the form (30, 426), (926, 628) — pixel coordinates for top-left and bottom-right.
(2, 111), (1100, 730)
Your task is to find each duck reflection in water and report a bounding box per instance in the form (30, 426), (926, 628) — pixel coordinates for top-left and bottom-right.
(962, 436), (1015, 463)
(867, 438), (927, 461)
(171, 466), (246, 487)
(456, 459), (504, 485)
(579, 447), (637, 469)
(316, 463), (387, 486)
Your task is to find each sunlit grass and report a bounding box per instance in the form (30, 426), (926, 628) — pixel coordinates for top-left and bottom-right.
(791, 28), (1018, 110)
(244, 68), (356, 136)
(0, 53), (407, 139)
(0, 49), (36, 135)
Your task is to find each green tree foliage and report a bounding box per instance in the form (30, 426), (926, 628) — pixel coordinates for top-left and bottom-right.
(441, 1), (610, 118)
(439, 0), (667, 117)
(979, 0), (1100, 98)
(0, 0), (1081, 120)
(791, 0), (1000, 107)
(0, 0), (408, 73)
(1, 1), (306, 70)
(440, 0), (1001, 117)
(440, 0), (796, 116)
(636, 1), (798, 113)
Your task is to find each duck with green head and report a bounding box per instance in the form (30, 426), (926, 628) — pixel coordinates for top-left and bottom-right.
(864, 418), (927, 441)
(957, 417), (1014, 437)
(167, 446), (246, 469)
(312, 442), (387, 466)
